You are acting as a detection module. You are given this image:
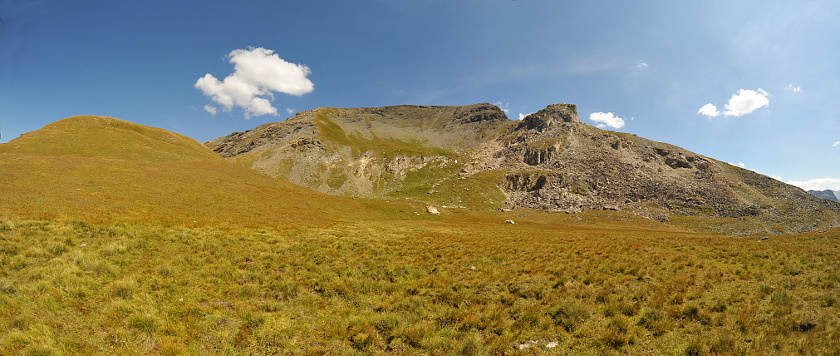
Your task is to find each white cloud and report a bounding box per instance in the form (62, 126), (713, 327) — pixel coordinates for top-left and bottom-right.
(518, 113), (530, 121)
(785, 84), (803, 93)
(286, 108), (295, 116)
(787, 178), (840, 191)
(699, 88), (770, 118)
(195, 47), (314, 118)
(589, 112), (625, 129)
(203, 105), (218, 115)
(737, 162), (746, 168)
(723, 89), (770, 117)
(636, 60), (649, 68)
(832, 141), (839, 147)
(698, 103), (720, 118)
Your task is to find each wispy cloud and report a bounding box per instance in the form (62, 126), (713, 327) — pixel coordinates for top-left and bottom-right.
(589, 112), (626, 129)
(195, 47), (314, 118)
(636, 60), (649, 68)
(785, 84), (803, 93)
(787, 177), (840, 191)
(698, 88), (769, 118)
(493, 101), (510, 115)
(833, 141), (840, 147)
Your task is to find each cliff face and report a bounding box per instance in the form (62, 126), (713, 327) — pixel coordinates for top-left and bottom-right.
(207, 103), (840, 235)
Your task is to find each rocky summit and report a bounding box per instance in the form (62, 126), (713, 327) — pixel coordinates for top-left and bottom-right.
(207, 103), (840, 235)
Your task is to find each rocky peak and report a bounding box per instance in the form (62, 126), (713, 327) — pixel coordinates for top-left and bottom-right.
(453, 103), (509, 124)
(517, 104), (579, 131)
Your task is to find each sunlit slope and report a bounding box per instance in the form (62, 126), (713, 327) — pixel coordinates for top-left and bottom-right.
(0, 116), (221, 162)
(0, 116), (385, 226)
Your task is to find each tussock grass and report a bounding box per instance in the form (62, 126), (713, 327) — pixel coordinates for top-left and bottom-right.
(2, 116), (838, 354)
(0, 216), (837, 355)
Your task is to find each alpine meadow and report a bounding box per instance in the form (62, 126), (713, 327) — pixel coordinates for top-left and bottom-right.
(0, 110), (838, 355)
(3, 2), (840, 355)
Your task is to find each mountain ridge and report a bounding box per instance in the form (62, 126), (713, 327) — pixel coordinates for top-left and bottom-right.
(207, 102), (840, 235)
(808, 189), (840, 202)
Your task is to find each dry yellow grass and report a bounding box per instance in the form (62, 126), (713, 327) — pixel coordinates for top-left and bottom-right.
(0, 216), (837, 355)
(0, 116), (405, 228)
(1, 116), (837, 355)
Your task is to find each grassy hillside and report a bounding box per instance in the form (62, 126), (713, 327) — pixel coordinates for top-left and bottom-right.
(0, 116), (393, 227)
(1, 116), (837, 355)
(0, 116), (221, 162)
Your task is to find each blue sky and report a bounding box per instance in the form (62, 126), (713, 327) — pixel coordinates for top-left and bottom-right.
(2, 0), (839, 190)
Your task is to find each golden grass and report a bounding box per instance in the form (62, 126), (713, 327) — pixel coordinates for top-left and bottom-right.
(0, 152), (388, 228)
(0, 116), (410, 228)
(0, 116), (220, 162)
(0, 215), (837, 355)
(1, 116), (838, 354)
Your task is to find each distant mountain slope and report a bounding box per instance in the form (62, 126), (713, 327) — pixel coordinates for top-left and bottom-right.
(208, 103), (840, 235)
(809, 189), (839, 202)
(0, 116), (388, 227)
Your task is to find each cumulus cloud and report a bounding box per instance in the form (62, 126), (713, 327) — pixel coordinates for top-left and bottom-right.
(518, 113), (530, 121)
(787, 178), (840, 191)
(832, 141), (839, 147)
(195, 47), (314, 118)
(589, 112), (625, 129)
(698, 88), (769, 118)
(785, 84), (802, 93)
(697, 103), (720, 118)
(723, 89), (770, 117)
(204, 105), (218, 115)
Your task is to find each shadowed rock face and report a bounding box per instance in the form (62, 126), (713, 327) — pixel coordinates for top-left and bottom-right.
(517, 103), (579, 131)
(207, 102), (840, 235)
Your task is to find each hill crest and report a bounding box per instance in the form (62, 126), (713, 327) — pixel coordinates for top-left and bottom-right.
(0, 116), (221, 162)
(0, 115), (397, 227)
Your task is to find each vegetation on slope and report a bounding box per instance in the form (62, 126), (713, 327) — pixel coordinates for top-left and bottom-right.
(207, 103), (840, 235)
(0, 116), (392, 227)
(0, 216), (837, 355)
(0, 116), (221, 162)
(2, 115), (838, 355)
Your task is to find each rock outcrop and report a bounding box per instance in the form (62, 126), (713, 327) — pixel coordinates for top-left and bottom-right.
(206, 102), (840, 235)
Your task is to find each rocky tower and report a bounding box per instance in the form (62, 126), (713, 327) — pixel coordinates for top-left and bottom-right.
(517, 103), (580, 131)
